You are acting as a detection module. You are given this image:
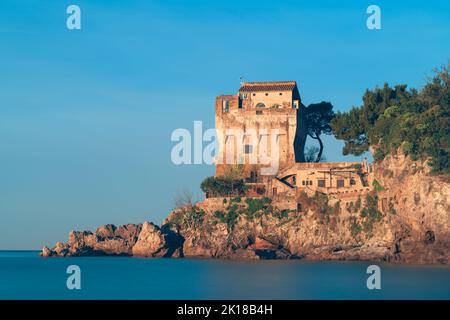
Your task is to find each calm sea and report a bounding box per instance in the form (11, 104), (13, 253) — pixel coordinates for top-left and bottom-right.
(0, 251), (448, 300)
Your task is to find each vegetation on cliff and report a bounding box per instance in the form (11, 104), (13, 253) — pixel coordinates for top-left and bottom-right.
(200, 176), (247, 197)
(331, 65), (450, 174)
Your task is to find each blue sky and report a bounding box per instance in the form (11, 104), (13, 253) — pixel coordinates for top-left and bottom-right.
(1, 0), (449, 249)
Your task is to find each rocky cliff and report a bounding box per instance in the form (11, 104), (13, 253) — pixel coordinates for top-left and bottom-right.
(41, 153), (449, 264)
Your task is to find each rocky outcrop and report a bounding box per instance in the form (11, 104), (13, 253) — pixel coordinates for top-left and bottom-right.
(42, 223), (143, 257)
(41, 152), (449, 264)
(132, 222), (183, 257)
(42, 221), (184, 258)
(371, 152), (450, 264)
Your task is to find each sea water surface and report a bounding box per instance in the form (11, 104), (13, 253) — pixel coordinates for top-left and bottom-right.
(0, 251), (449, 300)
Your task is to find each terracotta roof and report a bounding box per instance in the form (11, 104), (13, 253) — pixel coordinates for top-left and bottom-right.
(239, 81), (297, 92)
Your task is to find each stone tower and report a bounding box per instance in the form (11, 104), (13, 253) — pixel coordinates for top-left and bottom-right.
(214, 81), (301, 182)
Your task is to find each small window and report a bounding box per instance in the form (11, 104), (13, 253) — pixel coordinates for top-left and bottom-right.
(309, 180), (313, 186)
(255, 103), (265, 108)
(273, 188), (277, 196)
(297, 203), (302, 213)
(350, 179), (356, 185)
(265, 93), (269, 96)
(279, 92), (283, 96)
(293, 100), (299, 109)
(292, 175), (296, 186)
(252, 93), (256, 96)
(337, 179), (344, 188)
(222, 100), (229, 113)
(318, 179), (325, 188)
(244, 144), (253, 154)
(302, 181), (305, 186)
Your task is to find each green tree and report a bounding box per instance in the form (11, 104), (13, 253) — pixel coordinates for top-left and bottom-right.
(294, 101), (335, 162)
(331, 64), (449, 174)
(305, 102), (335, 162)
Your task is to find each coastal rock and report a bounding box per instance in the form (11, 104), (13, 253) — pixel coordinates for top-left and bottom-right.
(41, 152), (449, 264)
(132, 221), (184, 257)
(131, 222), (165, 257)
(41, 246), (52, 257)
(95, 224), (116, 238)
(53, 242), (70, 257)
(371, 152), (450, 264)
(43, 223), (143, 257)
(180, 221), (230, 258)
(229, 248), (259, 260)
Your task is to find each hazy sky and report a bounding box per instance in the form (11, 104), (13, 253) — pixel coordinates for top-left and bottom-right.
(1, 0), (449, 249)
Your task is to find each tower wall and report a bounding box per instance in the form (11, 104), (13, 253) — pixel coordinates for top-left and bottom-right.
(215, 94), (298, 179)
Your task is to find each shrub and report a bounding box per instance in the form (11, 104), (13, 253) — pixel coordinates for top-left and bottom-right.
(177, 207), (205, 228)
(372, 179), (385, 192)
(349, 217), (362, 238)
(213, 209), (237, 230)
(360, 194), (383, 234)
(274, 209), (292, 219)
(245, 198), (269, 217)
(200, 176), (247, 197)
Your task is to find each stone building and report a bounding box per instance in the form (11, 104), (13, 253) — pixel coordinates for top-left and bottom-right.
(213, 80), (371, 201)
(215, 81), (300, 181)
(272, 161), (372, 197)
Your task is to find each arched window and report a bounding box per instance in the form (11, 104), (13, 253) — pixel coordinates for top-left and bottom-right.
(256, 103), (265, 108)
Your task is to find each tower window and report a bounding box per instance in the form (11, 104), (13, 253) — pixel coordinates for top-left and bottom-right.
(222, 100), (229, 113)
(337, 180), (344, 188)
(318, 179), (325, 188)
(244, 144), (253, 154)
(265, 93), (269, 96)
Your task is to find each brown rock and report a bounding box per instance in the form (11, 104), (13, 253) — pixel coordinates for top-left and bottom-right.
(132, 221), (165, 257)
(41, 246), (52, 257)
(95, 224), (116, 238)
(253, 237), (278, 250)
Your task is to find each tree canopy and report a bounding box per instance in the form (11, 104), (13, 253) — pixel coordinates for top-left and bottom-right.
(294, 101), (335, 162)
(331, 65), (450, 174)
(305, 102), (335, 162)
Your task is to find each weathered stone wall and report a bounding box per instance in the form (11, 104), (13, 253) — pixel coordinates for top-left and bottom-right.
(215, 95), (298, 178)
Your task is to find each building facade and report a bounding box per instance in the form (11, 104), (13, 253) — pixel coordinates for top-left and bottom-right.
(215, 81), (301, 180)
(212, 80), (371, 201)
